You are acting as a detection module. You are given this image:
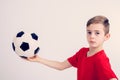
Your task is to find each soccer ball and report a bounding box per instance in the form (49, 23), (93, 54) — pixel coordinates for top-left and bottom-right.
(12, 31), (40, 59)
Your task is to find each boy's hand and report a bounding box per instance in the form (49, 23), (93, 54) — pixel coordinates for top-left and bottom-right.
(26, 55), (40, 62)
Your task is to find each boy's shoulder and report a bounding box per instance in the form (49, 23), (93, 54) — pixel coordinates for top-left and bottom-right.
(79, 47), (89, 52)
(94, 50), (109, 63)
(75, 47), (89, 56)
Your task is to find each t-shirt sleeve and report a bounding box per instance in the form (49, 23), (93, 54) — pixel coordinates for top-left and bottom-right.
(96, 54), (118, 79)
(67, 52), (78, 68)
(67, 48), (84, 68)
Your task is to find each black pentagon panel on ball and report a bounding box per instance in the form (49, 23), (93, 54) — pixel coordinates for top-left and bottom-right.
(16, 31), (24, 37)
(34, 47), (40, 54)
(20, 42), (29, 51)
(12, 42), (15, 51)
(31, 33), (38, 40)
(20, 56), (27, 59)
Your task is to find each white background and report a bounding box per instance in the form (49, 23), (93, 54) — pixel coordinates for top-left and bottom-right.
(0, 0), (120, 80)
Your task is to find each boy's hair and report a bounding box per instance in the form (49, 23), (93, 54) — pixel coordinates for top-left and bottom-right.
(86, 15), (110, 35)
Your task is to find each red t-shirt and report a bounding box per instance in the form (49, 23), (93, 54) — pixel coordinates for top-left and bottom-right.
(68, 47), (118, 80)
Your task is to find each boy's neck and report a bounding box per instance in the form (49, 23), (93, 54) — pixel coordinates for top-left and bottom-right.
(87, 46), (103, 57)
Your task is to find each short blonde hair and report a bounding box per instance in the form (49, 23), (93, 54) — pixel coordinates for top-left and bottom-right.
(86, 15), (110, 35)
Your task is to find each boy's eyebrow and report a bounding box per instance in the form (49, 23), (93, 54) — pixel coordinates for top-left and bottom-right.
(86, 29), (92, 31)
(87, 30), (100, 32)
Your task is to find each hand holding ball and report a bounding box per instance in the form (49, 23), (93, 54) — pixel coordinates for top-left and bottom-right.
(12, 31), (40, 59)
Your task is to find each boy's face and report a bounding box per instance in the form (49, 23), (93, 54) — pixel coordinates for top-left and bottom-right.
(86, 23), (110, 48)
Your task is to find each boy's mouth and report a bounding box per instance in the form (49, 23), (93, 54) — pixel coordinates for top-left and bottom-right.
(89, 41), (96, 44)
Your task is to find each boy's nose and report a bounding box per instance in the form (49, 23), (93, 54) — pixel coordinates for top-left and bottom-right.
(90, 33), (95, 38)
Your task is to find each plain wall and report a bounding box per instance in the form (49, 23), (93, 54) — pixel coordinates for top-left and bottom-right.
(0, 0), (120, 80)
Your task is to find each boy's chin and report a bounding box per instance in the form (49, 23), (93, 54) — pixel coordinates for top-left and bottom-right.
(89, 45), (98, 48)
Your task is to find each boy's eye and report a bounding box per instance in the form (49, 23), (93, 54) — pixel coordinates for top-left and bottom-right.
(87, 32), (92, 35)
(96, 32), (100, 35)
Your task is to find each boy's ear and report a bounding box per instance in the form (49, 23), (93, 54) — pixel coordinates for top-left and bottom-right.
(105, 33), (110, 41)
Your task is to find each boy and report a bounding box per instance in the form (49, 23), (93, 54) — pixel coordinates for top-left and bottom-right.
(27, 15), (118, 80)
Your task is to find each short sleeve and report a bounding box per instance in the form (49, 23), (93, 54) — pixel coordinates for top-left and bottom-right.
(67, 48), (86, 68)
(95, 53), (118, 80)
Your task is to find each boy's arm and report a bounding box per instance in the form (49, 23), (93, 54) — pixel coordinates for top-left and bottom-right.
(110, 78), (118, 80)
(27, 55), (72, 70)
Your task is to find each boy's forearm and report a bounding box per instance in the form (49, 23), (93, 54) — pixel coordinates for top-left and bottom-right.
(38, 58), (72, 70)
(27, 56), (72, 70)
